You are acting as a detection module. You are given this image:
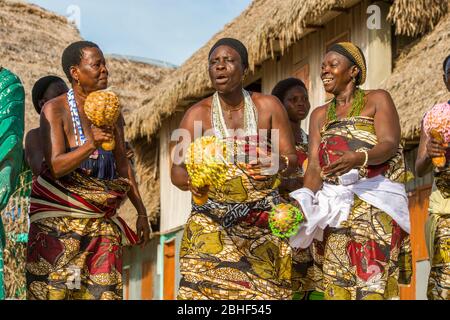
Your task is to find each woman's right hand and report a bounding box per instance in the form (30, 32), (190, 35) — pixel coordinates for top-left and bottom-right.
(187, 177), (209, 198)
(426, 136), (447, 159)
(90, 125), (114, 148)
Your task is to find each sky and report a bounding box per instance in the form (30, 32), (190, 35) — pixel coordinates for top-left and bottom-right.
(28, 0), (252, 66)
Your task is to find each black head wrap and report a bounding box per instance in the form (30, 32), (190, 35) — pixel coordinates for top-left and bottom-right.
(32, 75), (66, 114)
(271, 78), (307, 102)
(208, 38), (249, 70)
(327, 42), (367, 85)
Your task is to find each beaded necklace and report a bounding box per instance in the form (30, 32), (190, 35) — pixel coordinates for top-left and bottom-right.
(211, 89), (258, 139)
(326, 88), (365, 122)
(67, 89), (87, 146)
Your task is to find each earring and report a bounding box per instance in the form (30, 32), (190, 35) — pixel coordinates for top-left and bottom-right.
(352, 77), (356, 84)
(76, 78), (80, 86)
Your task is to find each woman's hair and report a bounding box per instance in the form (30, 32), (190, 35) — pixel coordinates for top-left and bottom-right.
(271, 77), (307, 103)
(61, 41), (100, 82)
(31, 76), (67, 114)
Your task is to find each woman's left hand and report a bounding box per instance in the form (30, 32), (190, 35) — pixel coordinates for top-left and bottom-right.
(322, 150), (364, 177)
(136, 215), (151, 247)
(240, 146), (276, 180)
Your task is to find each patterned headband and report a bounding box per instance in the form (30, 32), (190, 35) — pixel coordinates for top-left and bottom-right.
(328, 42), (367, 85)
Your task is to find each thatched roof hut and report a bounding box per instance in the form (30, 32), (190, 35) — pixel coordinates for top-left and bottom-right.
(382, 12), (450, 142)
(0, 0), (81, 131)
(127, 0), (448, 143)
(0, 0), (174, 226)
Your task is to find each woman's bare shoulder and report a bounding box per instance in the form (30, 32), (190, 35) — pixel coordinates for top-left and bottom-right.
(184, 96), (212, 119)
(41, 94), (68, 118)
(365, 89), (393, 101)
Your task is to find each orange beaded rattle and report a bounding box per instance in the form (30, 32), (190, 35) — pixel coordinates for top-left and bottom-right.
(84, 90), (121, 151)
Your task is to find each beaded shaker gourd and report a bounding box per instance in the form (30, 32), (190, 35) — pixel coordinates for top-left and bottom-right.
(185, 136), (228, 205)
(269, 203), (304, 238)
(423, 103), (450, 168)
(84, 90), (121, 151)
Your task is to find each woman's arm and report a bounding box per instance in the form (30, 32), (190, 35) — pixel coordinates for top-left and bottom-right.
(369, 89), (401, 164)
(415, 121), (447, 177)
(40, 100), (109, 179)
(303, 107), (324, 193)
(25, 129), (43, 176)
(268, 95), (298, 176)
(279, 176), (304, 193)
(416, 123), (433, 177)
(114, 114), (150, 244)
(170, 105), (198, 190)
(324, 90), (401, 176)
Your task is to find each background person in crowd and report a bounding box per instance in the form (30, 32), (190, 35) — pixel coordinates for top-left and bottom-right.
(416, 53), (450, 300)
(26, 76), (69, 176)
(272, 77), (323, 300)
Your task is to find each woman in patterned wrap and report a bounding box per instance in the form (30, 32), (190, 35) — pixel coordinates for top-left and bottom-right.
(271, 78), (322, 300)
(416, 54), (450, 300)
(289, 42), (412, 300)
(26, 41), (150, 300)
(171, 38), (298, 300)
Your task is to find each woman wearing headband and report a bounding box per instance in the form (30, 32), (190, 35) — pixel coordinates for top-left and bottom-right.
(171, 38), (298, 300)
(289, 42), (412, 300)
(416, 54), (450, 300)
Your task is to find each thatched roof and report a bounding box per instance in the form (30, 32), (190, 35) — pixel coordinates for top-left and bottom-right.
(0, 0), (173, 225)
(0, 0), (81, 131)
(127, 0), (449, 143)
(382, 12), (450, 142)
(387, 0), (448, 36)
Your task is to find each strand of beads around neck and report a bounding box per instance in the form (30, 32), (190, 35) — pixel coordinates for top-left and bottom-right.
(326, 88), (365, 122)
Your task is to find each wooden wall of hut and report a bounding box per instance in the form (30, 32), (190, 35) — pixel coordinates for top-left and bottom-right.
(159, 113), (192, 233)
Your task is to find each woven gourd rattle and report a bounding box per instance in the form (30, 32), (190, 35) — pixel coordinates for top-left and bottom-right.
(84, 90), (121, 151)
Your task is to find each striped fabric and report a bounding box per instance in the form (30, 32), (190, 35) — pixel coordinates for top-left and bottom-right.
(29, 170), (137, 245)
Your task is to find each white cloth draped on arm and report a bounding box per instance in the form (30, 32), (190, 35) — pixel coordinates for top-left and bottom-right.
(289, 170), (410, 249)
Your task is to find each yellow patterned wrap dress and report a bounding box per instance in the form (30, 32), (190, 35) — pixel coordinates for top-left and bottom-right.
(177, 90), (293, 300)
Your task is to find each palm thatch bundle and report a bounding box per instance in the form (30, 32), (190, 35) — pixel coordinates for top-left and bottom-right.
(388, 0), (448, 36)
(107, 56), (174, 120)
(126, 0), (449, 144)
(0, 0), (81, 132)
(382, 13), (450, 141)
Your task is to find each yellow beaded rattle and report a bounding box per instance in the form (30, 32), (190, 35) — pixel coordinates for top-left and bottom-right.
(269, 202), (304, 238)
(84, 90), (121, 151)
(185, 136), (228, 205)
